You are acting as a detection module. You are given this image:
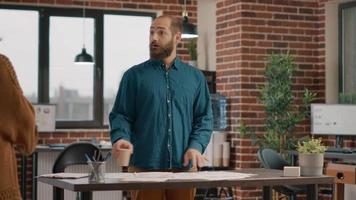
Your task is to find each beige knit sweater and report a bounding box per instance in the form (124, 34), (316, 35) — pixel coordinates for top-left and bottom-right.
(0, 54), (37, 200)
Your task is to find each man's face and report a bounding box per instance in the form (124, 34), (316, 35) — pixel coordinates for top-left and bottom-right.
(149, 17), (179, 60)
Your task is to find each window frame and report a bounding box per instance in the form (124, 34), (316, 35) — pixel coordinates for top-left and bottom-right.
(338, 1), (356, 94)
(0, 4), (155, 129)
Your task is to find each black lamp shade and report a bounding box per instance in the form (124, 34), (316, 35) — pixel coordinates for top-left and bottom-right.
(75, 48), (94, 64)
(182, 16), (198, 39)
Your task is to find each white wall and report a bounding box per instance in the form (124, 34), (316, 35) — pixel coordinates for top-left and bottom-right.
(325, 0), (340, 103)
(197, 0), (216, 71)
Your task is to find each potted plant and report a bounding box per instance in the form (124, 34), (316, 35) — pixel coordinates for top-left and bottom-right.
(187, 39), (197, 66)
(239, 54), (316, 155)
(296, 137), (326, 176)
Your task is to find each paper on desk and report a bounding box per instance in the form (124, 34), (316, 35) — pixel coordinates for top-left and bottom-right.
(107, 172), (172, 182)
(172, 171), (255, 180)
(38, 173), (89, 179)
(106, 171), (255, 182)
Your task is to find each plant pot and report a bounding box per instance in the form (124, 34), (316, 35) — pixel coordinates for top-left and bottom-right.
(188, 60), (197, 67)
(299, 153), (324, 176)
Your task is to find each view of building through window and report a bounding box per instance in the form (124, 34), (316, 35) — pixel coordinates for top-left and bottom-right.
(0, 9), (38, 102)
(49, 16), (95, 121)
(0, 8), (152, 125)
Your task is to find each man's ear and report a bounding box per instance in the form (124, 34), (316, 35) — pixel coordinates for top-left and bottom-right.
(175, 32), (182, 43)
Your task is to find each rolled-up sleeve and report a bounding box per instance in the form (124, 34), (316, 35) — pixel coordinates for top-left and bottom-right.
(188, 76), (213, 153)
(109, 71), (136, 144)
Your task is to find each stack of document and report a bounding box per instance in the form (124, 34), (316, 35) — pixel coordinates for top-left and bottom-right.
(107, 171), (255, 182)
(38, 173), (88, 179)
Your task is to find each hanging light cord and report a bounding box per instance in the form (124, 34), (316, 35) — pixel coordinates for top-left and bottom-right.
(183, 0), (188, 17)
(82, 0), (86, 49)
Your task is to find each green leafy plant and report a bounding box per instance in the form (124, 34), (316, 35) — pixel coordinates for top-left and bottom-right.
(297, 137), (326, 154)
(187, 39), (197, 61)
(239, 54), (317, 153)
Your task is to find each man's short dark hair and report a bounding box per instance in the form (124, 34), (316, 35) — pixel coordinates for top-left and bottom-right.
(155, 15), (183, 34)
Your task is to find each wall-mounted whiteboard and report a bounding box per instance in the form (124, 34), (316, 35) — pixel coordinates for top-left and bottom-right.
(311, 104), (356, 135)
(33, 104), (56, 132)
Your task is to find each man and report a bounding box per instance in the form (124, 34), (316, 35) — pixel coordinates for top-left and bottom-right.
(109, 15), (212, 200)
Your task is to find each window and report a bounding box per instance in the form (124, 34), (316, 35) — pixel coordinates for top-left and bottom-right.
(49, 16), (95, 121)
(0, 9), (38, 102)
(103, 15), (151, 124)
(339, 2), (356, 104)
(0, 5), (154, 128)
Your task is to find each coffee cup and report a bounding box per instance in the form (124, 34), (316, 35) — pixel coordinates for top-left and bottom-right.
(117, 148), (131, 167)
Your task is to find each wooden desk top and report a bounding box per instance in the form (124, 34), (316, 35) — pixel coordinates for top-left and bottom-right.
(37, 169), (334, 192)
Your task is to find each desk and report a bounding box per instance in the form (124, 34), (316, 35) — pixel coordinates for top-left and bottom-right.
(290, 151), (356, 200)
(38, 169), (334, 200)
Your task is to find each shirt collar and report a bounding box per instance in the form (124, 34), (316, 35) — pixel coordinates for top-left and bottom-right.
(149, 58), (181, 70)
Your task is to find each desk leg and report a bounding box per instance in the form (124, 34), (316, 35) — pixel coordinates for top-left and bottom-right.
(32, 152), (38, 200)
(306, 184), (318, 200)
(81, 192), (92, 200)
(263, 186), (272, 200)
(21, 155), (27, 200)
(336, 183), (344, 200)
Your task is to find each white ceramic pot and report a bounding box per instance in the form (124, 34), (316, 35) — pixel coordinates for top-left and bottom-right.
(299, 153), (324, 176)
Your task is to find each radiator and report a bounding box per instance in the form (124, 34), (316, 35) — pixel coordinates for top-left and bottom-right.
(37, 151), (122, 200)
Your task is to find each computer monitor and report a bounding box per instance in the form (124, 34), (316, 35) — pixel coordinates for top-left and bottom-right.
(311, 104), (356, 148)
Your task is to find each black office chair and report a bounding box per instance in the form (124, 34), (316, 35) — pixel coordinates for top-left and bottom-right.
(52, 142), (102, 200)
(258, 148), (307, 200)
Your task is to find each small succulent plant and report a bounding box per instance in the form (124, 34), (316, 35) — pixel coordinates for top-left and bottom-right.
(296, 137), (326, 154)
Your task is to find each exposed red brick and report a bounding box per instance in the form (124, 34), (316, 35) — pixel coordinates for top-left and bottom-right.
(52, 132), (69, 138)
(217, 0), (327, 198)
(21, 0), (38, 3)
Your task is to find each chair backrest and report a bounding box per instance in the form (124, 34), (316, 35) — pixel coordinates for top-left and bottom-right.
(52, 142), (101, 200)
(257, 148), (290, 170)
(52, 142), (102, 173)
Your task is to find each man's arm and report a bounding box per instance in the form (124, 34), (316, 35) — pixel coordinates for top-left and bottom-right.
(188, 76), (213, 154)
(109, 71), (135, 155)
(183, 74), (213, 169)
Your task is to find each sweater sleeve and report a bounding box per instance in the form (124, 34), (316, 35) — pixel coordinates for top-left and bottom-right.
(0, 54), (38, 156)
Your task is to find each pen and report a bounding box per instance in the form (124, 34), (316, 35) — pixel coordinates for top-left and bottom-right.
(85, 154), (92, 162)
(103, 152), (111, 161)
(93, 150), (97, 162)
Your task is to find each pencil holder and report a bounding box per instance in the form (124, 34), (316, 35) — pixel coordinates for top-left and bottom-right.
(88, 161), (106, 183)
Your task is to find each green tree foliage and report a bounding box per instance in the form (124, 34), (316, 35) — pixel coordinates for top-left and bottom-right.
(239, 54), (316, 153)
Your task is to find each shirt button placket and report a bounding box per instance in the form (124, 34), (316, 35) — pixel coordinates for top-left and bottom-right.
(165, 70), (173, 168)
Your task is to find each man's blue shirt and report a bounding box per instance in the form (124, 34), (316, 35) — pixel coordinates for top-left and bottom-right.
(109, 58), (213, 169)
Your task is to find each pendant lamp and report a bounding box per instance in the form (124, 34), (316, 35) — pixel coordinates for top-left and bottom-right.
(182, 0), (198, 39)
(75, 1), (94, 64)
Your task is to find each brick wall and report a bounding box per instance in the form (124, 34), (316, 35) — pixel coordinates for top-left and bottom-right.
(216, 0), (328, 199)
(1, 1), (197, 199)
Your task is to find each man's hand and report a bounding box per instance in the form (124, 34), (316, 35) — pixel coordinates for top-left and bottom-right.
(112, 139), (133, 159)
(183, 148), (206, 169)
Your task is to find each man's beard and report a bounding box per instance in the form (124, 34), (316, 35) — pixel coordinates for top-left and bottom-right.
(149, 39), (174, 60)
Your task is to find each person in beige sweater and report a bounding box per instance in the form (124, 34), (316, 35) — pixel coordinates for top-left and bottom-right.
(0, 54), (37, 200)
